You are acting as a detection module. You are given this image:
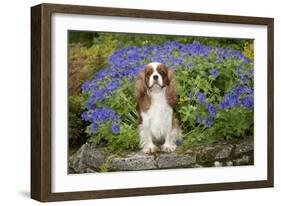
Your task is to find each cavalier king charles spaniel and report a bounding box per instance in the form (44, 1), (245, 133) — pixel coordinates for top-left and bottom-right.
(135, 62), (182, 154)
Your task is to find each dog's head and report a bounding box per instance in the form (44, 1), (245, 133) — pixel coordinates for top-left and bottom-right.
(135, 62), (177, 107)
(142, 62), (173, 89)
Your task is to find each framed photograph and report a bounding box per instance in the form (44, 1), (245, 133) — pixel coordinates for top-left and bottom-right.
(31, 3), (274, 202)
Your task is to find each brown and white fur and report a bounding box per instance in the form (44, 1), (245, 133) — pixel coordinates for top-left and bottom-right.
(135, 62), (182, 154)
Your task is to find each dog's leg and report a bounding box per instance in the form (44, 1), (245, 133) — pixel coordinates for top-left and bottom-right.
(161, 127), (181, 153)
(161, 134), (176, 153)
(139, 124), (158, 154)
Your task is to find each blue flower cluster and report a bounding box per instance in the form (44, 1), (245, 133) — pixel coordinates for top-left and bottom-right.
(216, 47), (251, 64)
(82, 40), (253, 134)
(205, 118), (214, 128)
(195, 86), (253, 127)
(82, 106), (120, 134)
(206, 103), (217, 118)
(219, 86), (253, 110)
(210, 68), (218, 78)
(197, 92), (207, 104)
(195, 102), (217, 127)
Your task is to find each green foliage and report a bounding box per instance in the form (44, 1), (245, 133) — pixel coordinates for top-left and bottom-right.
(70, 31), (247, 50)
(243, 42), (254, 60)
(68, 35), (118, 95)
(84, 79), (139, 153)
(68, 95), (87, 146)
(174, 51), (253, 148)
(69, 31), (97, 48)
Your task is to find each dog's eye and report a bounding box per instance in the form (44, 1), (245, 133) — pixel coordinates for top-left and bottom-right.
(159, 71), (166, 76)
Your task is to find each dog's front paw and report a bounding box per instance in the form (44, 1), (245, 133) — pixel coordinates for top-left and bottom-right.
(161, 143), (176, 153)
(142, 144), (158, 154)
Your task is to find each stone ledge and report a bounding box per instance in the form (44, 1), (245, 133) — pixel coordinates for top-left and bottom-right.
(69, 139), (254, 173)
(108, 154), (157, 171)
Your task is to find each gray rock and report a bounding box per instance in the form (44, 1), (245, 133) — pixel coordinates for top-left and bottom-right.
(69, 144), (88, 173)
(108, 153), (156, 171)
(233, 142), (254, 157)
(233, 155), (250, 166)
(156, 153), (196, 168)
(82, 146), (106, 169)
(214, 161), (223, 167)
(68, 167), (76, 174)
(69, 143), (106, 173)
(193, 164), (203, 168)
(84, 168), (97, 173)
(215, 145), (234, 160)
(226, 161), (233, 166)
(199, 146), (220, 162)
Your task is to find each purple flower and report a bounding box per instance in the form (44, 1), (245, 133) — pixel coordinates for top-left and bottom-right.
(219, 102), (227, 110)
(197, 115), (203, 123)
(240, 96), (254, 109)
(206, 103), (217, 118)
(197, 92), (207, 104)
(206, 102), (212, 110)
(86, 100), (96, 110)
(248, 69), (254, 77)
(112, 122), (120, 134)
(175, 139), (182, 146)
(233, 86), (253, 95)
(92, 83), (100, 91)
(92, 122), (99, 134)
(224, 93), (239, 108)
(205, 118), (214, 127)
(82, 111), (89, 121)
(82, 81), (90, 92)
(242, 74), (248, 84)
(87, 107), (120, 125)
(187, 62), (194, 69)
(210, 68), (218, 78)
(106, 80), (120, 91)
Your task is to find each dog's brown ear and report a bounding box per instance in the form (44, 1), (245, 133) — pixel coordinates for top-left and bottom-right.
(166, 68), (177, 107)
(134, 70), (146, 101)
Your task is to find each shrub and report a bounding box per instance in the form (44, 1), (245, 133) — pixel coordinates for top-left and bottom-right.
(243, 42), (254, 60)
(68, 35), (117, 95)
(68, 95), (88, 147)
(81, 40), (254, 152)
(70, 31), (247, 51)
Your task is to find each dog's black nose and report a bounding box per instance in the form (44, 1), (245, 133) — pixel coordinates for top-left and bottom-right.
(153, 75), (159, 80)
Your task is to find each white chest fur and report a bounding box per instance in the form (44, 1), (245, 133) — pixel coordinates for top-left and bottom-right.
(140, 87), (173, 140)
